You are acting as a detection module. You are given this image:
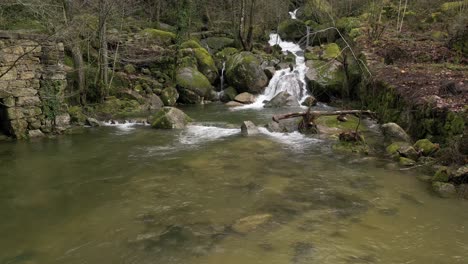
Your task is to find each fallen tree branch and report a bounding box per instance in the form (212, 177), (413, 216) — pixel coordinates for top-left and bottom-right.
(272, 110), (376, 123)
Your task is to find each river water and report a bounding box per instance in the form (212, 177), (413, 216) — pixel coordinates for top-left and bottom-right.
(0, 105), (467, 264)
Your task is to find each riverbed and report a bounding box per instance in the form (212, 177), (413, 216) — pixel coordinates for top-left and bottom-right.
(0, 105), (467, 264)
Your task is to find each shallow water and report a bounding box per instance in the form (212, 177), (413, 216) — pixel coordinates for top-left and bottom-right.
(0, 104), (467, 264)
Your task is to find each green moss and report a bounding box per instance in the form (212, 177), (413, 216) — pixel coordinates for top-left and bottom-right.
(160, 87), (179, 106)
(336, 17), (361, 34)
(322, 43), (341, 60)
(124, 64), (136, 74)
(278, 19), (307, 41)
(444, 112), (465, 137)
(305, 52), (319, 60)
(193, 48), (217, 73)
(316, 115), (367, 132)
(176, 67), (212, 101)
(68, 106), (87, 124)
(432, 167), (450, 182)
(180, 40), (202, 49)
(431, 31), (447, 41)
(414, 139), (438, 156)
(150, 108), (172, 129)
(204, 37), (235, 51)
(223, 86), (238, 102)
(441, 1), (468, 12)
(399, 157), (416, 167)
(140, 28), (176, 44)
(332, 141), (370, 155)
(64, 55), (74, 67)
(386, 142), (408, 155)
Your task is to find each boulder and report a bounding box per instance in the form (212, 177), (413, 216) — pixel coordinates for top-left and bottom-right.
(149, 107), (192, 129)
(28, 129), (44, 138)
(278, 19), (307, 41)
(301, 96), (317, 107)
(235, 92), (256, 104)
(386, 142), (410, 156)
(226, 52), (268, 94)
(193, 48), (218, 83)
(264, 67), (276, 80)
(397, 146), (419, 161)
(413, 139), (439, 156)
(176, 67), (213, 104)
(453, 165), (468, 179)
(306, 59), (344, 102)
(225, 101), (244, 107)
(264, 91), (300, 108)
(220, 86), (238, 102)
(432, 167), (450, 183)
(143, 94), (164, 111)
(432, 182), (457, 198)
(55, 113), (71, 132)
(399, 157), (416, 167)
(241, 121), (259, 136)
(232, 214), (272, 234)
(458, 184), (468, 200)
(266, 118), (301, 133)
(202, 37), (235, 53)
(381, 123), (411, 143)
(138, 28), (175, 45)
(160, 87), (179, 106)
(86, 117), (102, 127)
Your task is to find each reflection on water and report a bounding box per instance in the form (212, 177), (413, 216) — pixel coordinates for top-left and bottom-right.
(0, 105), (467, 264)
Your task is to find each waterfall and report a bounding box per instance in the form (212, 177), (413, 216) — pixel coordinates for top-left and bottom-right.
(289, 8), (299, 19)
(220, 61), (226, 91)
(235, 33), (309, 110)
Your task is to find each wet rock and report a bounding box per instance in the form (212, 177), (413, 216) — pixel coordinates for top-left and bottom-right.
(28, 129), (44, 138)
(266, 118), (301, 133)
(234, 92), (256, 104)
(397, 146), (419, 161)
(301, 96), (317, 107)
(220, 87), (238, 102)
(432, 182), (457, 198)
(278, 19), (307, 41)
(432, 167), (450, 182)
(264, 91), (300, 108)
(68, 106), (87, 124)
(413, 139), (439, 156)
(54, 113), (71, 132)
(386, 142), (410, 156)
(225, 101), (244, 107)
(458, 184), (468, 199)
(453, 165), (468, 179)
(149, 107), (192, 129)
(232, 214), (272, 234)
(399, 157), (416, 167)
(226, 52), (268, 94)
(381, 123), (411, 143)
(241, 121), (259, 136)
(160, 87), (179, 106)
(86, 117), (102, 127)
(264, 67), (276, 80)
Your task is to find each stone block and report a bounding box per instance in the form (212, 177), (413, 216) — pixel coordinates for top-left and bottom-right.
(28, 129), (44, 138)
(16, 96), (41, 107)
(9, 88), (38, 97)
(22, 106), (42, 117)
(10, 119), (28, 139)
(0, 66), (17, 81)
(2, 96), (15, 107)
(6, 107), (24, 119)
(19, 71), (35, 80)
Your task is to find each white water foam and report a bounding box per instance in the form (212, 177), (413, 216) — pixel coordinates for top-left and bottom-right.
(289, 8), (299, 20)
(179, 125), (240, 145)
(258, 127), (321, 151)
(102, 120), (149, 134)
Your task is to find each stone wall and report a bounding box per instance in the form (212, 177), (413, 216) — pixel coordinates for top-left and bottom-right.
(0, 31), (70, 139)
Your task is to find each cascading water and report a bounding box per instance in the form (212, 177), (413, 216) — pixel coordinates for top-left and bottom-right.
(289, 8), (299, 19)
(234, 9), (310, 110)
(220, 61), (226, 91)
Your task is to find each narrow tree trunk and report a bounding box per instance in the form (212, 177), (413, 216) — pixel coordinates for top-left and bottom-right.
(239, 0), (246, 50)
(399, 0), (408, 32)
(98, 0), (109, 101)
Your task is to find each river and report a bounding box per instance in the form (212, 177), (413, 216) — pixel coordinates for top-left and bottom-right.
(0, 105), (467, 264)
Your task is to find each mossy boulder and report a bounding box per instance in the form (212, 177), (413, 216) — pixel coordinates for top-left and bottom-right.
(176, 67), (213, 104)
(216, 47), (239, 62)
(226, 52), (268, 94)
(139, 28), (176, 45)
(68, 106), (87, 124)
(306, 59), (345, 102)
(160, 87), (179, 106)
(414, 139), (438, 156)
(220, 86), (238, 102)
(193, 48), (218, 83)
(381, 123), (411, 143)
(432, 167), (450, 183)
(95, 97), (142, 118)
(202, 37), (235, 53)
(278, 19), (307, 41)
(432, 182), (457, 198)
(149, 107), (192, 129)
(322, 43), (341, 60)
(399, 157), (416, 167)
(386, 142), (409, 156)
(180, 40), (202, 49)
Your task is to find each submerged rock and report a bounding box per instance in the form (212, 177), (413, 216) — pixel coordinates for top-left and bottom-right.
(381, 123), (411, 143)
(86, 117), (102, 127)
(266, 118), (301, 133)
(225, 101), (244, 107)
(264, 91), (300, 108)
(232, 214), (272, 234)
(432, 167), (450, 183)
(226, 52), (268, 94)
(241, 121), (259, 136)
(432, 182), (457, 198)
(149, 107), (192, 129)
(235, 92), (256, 104)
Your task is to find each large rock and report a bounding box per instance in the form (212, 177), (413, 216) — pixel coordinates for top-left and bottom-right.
(149, 107), (192, 129)
(398, 146), (419, 161)
(278, 19), (307, 41)
(220, 86), (238, 102)
(160, 87), (179, 106)
(138, 28), (175, 45)
(176, 67), (213, 104)
(86, 117), (102, 127)
(226, 52), (268, 94)
(225, 101), (244, 107)
(381, 123), (411, 143)
(232, 214), (272, 234)
(192, 48), (218, 83)
(306, 59), (344, 102)
(266, 118), (301, 133)
(264, 91), (300, 108)
(202, 37), (235, 53)
(432, 182), (457, 198)
(235, 92), (256, 104)
(241, 121), (259, 136)
(413, 139), (439, 156)
(143, 94), (164, 111)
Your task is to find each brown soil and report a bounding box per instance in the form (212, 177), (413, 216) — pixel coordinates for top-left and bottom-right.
(358, 29), (468, 112)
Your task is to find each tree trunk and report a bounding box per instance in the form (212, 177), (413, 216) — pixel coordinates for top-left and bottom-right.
(272, 110), (376, 123)
(63, 0), (86, 104)
(99, 0), (109, 101)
